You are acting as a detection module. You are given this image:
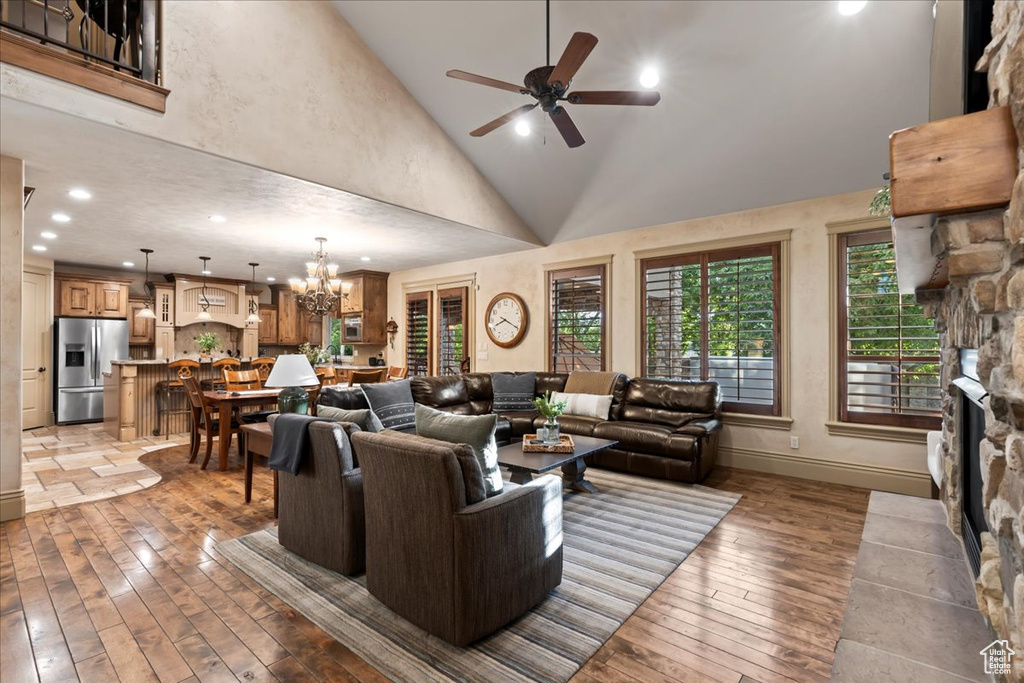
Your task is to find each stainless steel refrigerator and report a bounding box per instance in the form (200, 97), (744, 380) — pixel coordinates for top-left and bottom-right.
(55, 317), (129, 424)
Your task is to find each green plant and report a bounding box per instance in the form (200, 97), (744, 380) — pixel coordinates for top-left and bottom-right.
(195, 332), (219, 354)
(299, 342), (329, 366)
(869, 186), (891, 217)
(534, 391), (568, 420)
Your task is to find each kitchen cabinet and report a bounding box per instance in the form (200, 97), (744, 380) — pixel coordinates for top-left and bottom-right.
(127, 299), (155, 344)
(56, 276), (130, 318)
(305, 315), (324, 346)
(336, 271), (388, 345)
(271, 285), (301, 346)
(258, 306), (278, 344)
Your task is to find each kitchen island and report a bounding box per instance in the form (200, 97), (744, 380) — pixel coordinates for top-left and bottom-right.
(103, 358), (380, 443)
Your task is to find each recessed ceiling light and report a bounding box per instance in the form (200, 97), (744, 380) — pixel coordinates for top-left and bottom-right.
(514, 119), (531, 137)
(68, 188), (92, 200)
(123, 261), (135, 267)
(202, 270), (212, 275)
(40, 231), (57, 239)
(837, 1), (867, 16)
(51, 213), (70, 223)
(266, 276), (276, 282)
(360, 256), (371, 262)
(639, 67), (659, 89)
(31, 245), (47, 252)
(209, 215), (226, 223)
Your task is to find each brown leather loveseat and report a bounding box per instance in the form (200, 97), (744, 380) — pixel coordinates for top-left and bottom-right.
(320, 371), (722, 484)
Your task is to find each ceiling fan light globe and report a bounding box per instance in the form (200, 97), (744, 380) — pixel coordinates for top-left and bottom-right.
(639, 67), (659, 89)
(837, 0), (867, 16)
(514, 120), (531, 137)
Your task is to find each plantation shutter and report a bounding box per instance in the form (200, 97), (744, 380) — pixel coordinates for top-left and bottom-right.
(405, 291), (432, 377)
(437, 287), (468, 376)
(548, 265), (607, 372)
(840, 230), (940, 428)
(641, 244), (780, 415)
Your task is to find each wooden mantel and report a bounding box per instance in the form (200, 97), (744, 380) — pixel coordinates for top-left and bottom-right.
(889, 106), (1019, 218)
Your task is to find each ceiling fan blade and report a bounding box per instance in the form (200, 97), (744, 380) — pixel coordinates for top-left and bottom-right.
(470, 103), (539, 137)
(547, 32), (598, 89)
(567, 91), (661, 106)
(549, 106), (585, 148)
(447, 69), (527, 94)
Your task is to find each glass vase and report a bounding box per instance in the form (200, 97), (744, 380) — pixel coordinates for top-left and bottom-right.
(541, 418), (561, 445)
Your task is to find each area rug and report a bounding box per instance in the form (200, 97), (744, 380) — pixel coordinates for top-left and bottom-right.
(216, 469), (740, 682)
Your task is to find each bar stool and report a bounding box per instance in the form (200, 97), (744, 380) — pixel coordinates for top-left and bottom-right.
(202, 357), (241, 391)
(155, 359), (200, 440)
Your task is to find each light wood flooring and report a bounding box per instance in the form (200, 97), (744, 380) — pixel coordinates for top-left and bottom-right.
(2, 430), (870, 682)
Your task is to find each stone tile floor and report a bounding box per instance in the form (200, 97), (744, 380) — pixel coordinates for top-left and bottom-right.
(21, 423), (190, 513)
(832, 491), (995, 682)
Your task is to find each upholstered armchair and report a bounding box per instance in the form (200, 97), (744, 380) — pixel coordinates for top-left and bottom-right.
(352, 430), (563, 646)
(272, 416), (366, 575)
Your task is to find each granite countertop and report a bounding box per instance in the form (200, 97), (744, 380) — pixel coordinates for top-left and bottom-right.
(111, 359), (382, 369)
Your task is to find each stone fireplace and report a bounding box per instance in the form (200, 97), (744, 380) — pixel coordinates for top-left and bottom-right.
(924, 3), (1024, 677)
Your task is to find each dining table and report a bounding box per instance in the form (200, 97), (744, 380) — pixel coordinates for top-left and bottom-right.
(202, 388), (281, 471)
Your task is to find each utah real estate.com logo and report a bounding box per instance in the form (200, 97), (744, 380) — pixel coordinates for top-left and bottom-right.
(980, 640), (1015, 676)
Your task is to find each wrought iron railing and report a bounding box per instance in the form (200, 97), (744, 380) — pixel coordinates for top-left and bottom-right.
(1, 0), (159, 83)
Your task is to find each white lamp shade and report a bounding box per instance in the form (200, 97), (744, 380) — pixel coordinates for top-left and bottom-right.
(264, 354), (318, 387)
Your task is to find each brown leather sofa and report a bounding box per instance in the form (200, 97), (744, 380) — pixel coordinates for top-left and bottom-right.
(320, 372), (722, 483)
(352, 429), (563, 646)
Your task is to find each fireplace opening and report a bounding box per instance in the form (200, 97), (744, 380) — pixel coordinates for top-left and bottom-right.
(954, 349), (988, 576)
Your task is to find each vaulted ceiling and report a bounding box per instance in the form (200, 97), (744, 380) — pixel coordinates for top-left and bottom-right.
(334, 0), (934, 244)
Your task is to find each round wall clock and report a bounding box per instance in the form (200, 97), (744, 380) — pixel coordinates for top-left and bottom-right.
(485, 292), (528, 348)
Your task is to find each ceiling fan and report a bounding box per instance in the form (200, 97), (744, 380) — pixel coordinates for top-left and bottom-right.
(446, 1), (660, 148)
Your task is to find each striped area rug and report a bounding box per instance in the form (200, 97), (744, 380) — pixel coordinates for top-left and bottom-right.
(217, 469), (740, 682)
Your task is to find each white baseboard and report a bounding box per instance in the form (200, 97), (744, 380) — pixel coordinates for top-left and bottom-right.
(0, 489), (25, 522)
(719, 446), (933, 497)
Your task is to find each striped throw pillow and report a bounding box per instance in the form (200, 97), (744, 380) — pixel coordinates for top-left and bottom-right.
(491, 372), (537, 412)
(551, 391), (613, 420)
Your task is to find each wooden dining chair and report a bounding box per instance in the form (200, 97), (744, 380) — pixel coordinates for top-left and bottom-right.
(181, 374), (241, 469)
(349, 369), (386, 386)
(315, 367), (337, 386)
(386, 366), (408, 381)
(206, 357), (241, 390)
(306, 385), (321, 416)
(223, 369), (262, 391)
(251, 357), (275, 385)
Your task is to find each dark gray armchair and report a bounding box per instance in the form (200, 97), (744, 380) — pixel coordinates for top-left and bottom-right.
(351, 430), (563, 646)
(272, 416), (366, 575)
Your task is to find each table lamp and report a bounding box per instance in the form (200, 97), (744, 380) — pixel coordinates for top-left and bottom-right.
(264, 354), (319, 414)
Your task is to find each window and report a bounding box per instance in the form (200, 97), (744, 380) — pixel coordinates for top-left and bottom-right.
(838, 230), (940, 428)
(437, 287), (468, 375)
(641, 244), (780, 415)
(405, 292), (432, 377)
(548, 265), (607, 372)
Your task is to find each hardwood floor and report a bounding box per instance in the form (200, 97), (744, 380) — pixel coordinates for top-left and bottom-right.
(1, 437), (870, 682)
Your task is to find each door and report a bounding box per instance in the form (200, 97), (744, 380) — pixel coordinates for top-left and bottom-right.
(22, 270), (50, 429)
(95, 282), (127, 318)
(437, 287), (469, 375)
(95, 319), (129, 382)
(59, 280), (94, 316)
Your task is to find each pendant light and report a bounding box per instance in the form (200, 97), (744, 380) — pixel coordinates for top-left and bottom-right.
(196, 256), (212, 321)
(135, 248), (157, 320)
(246, 262), (261, 324)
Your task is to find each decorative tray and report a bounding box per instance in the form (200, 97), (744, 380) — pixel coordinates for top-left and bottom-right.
(522, 434), (575, 453)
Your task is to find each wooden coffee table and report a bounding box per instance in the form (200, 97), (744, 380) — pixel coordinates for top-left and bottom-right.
(497, 435), (617, 493)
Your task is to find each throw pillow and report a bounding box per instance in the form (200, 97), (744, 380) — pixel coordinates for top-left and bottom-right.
(316, 405), (384, 433)
(380, 429), (487, 505)
(414, 404), (503, 497)
(551, 391), (614, 420)
(491, 372), (537, 412)
(361, 380), (416, 431)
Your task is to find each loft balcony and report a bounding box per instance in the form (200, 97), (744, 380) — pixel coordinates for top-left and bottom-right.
(0, 0), (168, 111)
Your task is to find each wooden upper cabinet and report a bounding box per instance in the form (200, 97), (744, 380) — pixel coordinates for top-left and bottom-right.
(271, 286), (301, 346)
(56, 276), (130, 318)
(340, 277), (364, 313)
(305, 315), (324, 346)
(258, 306), (278, 344)
(127, 299), (155, 344)
(337, 271), (388, 344)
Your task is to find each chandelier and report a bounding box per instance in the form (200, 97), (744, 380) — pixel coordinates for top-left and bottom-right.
(289, 237), (351, 316)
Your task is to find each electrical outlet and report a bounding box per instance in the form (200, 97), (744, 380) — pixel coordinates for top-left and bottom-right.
(790, 436), (799, 449)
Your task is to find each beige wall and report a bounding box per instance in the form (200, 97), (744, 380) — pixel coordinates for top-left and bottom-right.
(930, 0), (965, 121)
(387, 189), (933, 495)
(0, 1), (538, 246)
(1, 155), (25, 521)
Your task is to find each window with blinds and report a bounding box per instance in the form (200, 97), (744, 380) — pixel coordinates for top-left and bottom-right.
(839, 230), (940, 428)
(405, 292), (431, 377)
(437, 287), (468, 376)
(641, 244), (780, 415)
(548, 265), (607, 372)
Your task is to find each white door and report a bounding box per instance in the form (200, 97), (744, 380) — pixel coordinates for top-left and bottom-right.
(22, 270), (50, 430)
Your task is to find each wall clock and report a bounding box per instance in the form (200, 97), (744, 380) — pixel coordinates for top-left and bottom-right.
(485, 292), (528, 348)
